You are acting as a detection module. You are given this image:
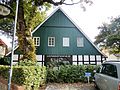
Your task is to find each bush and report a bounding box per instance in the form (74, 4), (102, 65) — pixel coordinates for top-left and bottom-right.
(15, 59), (37, 66)
(47, 65), (97, 83)
(0, 57), (10, 65)
(0, 65), (46, 90)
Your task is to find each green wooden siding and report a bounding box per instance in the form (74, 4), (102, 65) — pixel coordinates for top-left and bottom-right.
(42, 9), (75, 27)
(33, 9), (101, 55)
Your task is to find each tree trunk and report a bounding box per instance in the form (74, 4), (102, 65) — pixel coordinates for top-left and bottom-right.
(17, 0), (36, 61)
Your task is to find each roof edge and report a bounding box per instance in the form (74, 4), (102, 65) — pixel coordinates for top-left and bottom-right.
(6, 6), (107, 58)
(32, 7), (61, 34)
(57, 7), (107, 57)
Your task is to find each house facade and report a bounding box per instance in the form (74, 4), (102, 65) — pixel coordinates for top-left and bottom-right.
(9, 7), (107, 65)
(0, 39), (7, 58)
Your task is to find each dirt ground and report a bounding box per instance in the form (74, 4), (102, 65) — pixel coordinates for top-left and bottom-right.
(39, 82), (97, 90)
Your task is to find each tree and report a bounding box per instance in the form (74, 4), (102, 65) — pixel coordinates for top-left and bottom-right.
(0, 18), (14, 38)
(0, 0), (50, 61)
(0, 0), (92, 61)
(94, 16), (120, 55)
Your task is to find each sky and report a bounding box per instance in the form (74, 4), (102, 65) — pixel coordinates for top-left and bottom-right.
(1, 0), (120, 47)
(50, 0), (120, 41)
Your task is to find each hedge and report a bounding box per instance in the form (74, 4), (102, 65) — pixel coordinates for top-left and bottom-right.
(0, 64), (99, 89)
(47, 65), (98, 83)
(0, 65), (46, 90)
(0, 57), (10, 65)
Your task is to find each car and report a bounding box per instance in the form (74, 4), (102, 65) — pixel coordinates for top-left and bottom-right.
(94, 60), (120, 90)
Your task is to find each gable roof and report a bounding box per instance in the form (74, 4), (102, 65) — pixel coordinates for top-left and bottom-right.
(0, 39), (7, 46)
(32, 7), (107, 57)
(7, 7), (107, 57)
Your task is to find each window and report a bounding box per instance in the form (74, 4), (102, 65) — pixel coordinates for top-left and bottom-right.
(48, 37), (55, 47)
(63, 37), (69, 47)
(77, 37), (84, 47)
(33, 37), (40, 46)
(0, 46), (4, 51)
(101, 64), (118, 78)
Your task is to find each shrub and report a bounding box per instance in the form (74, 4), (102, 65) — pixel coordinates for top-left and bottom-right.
(0, 65), (9, 79)
(15, 59), (37, 66)
(0, 57), (10, 65)
(47, 65), (97, 83)
(0, 65), (46, 90)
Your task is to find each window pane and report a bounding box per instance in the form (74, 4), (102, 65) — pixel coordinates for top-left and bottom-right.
(77, 37), (84, 47)
(63, 37), (69, 47)
(33, 37), (40, 46)
(48, 37), (55, 46)
(72, 55), (77, 61)
(101, 64), (118, 78)
(78, 55), (82, 61)
(84, 55), (89, 61)
(90, 55), (95, 61)
(96, 55), (101, 61)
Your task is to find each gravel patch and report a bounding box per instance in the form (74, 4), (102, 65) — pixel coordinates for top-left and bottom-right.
(39, 83), (97, 90)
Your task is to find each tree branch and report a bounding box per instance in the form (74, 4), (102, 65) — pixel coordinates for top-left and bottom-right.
(62, 1), (82, 5)
(35, 0), (92, 6)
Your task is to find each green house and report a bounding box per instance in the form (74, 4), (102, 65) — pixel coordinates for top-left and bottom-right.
(8, 7), (107, 65)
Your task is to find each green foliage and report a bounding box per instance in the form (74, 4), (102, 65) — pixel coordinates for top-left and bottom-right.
(0, 65), (9, 79)
(47, 65), (97, 83)
(0, 57), (10, 65)
(0, 65), (46, 90)
(23, 0), (50, 30)
(16, 0), (51, 61)
(46, 58), (71, 68)
(0, 18), (14, 37)
(94, 16), (120, 55)
(0, 0), (51, 61)
(15, 59), (37, 66)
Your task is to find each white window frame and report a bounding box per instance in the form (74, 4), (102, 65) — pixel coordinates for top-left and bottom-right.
(48, 37), (55, 47)
(77, 37), (84, 47)
(33, 37), (40, 46)
(63, 37), (70, 47)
